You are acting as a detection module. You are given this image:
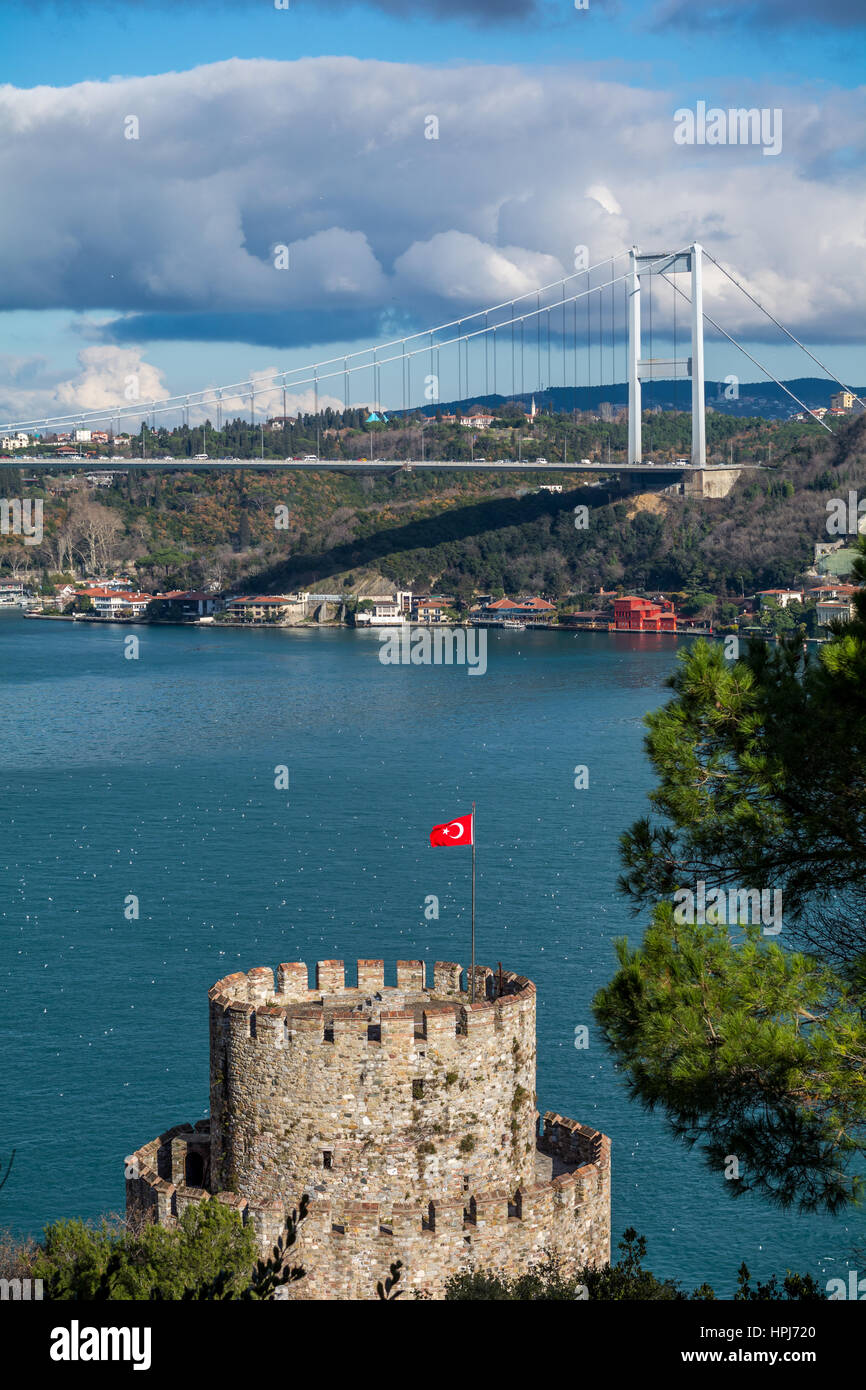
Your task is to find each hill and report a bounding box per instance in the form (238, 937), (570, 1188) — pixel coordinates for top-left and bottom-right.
(3, 415), (865, 603)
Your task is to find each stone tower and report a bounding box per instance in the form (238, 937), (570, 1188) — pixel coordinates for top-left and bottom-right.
(126, 959), (610, 1299)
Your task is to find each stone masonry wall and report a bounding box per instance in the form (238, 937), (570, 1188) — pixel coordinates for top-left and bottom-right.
(125, 958), (611, 1299)
(209, 960), (537, 1206)
(125, 1112), (610, 1299)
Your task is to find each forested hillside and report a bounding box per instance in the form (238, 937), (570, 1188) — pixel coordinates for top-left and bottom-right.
(250, 414), (866, 599)
(3, 413), (864, 601)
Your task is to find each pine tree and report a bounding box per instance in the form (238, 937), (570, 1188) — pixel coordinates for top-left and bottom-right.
(593, 537), (866, 1212)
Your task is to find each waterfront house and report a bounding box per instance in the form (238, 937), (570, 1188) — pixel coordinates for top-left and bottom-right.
(226, 595), (302, 623)
(415, 599), (447, 623)
(0, 578), (27, 606)
(614, 597), (677, 632)
(472, 596), (557, 625)
(816, 599), (855, 633)
(77, 586), (152, 617)
(160, 589), (222, 618)
(562, 610), (613, 630)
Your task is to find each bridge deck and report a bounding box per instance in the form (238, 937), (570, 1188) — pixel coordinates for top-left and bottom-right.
(18, 457), (763, 474)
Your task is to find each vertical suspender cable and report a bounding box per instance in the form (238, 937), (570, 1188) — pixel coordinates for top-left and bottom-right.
(521, 318), (525, 396)
(547, 304), (551, 401)
(484, 312), (489, 398)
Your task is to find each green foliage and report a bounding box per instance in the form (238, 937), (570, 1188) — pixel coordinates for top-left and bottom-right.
(442, 1229), (824, 1300)
(679, 591), (716, 617)
(594, 909), (863, 1211)
(734, 1263), (827, 1301)
(16, 413), (864, 603)
(595, 542), (866, 1211)
(33, 1198), (273, 1300)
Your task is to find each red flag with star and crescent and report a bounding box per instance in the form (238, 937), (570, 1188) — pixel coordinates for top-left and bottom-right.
(430, 812), (474, 847)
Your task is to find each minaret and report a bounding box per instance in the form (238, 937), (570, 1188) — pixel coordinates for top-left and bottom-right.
(530, 396), (537, 420)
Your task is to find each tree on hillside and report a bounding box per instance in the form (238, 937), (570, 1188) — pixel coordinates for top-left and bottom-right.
(593, 537), (866, 1213)
(0, 544), (32, 579)
(69, 498), (124, 575)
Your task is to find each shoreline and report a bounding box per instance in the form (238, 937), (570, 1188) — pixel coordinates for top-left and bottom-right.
(14, 609), (725, 640)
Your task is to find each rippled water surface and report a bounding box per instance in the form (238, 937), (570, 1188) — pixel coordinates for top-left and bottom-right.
(0, 612), (858, 1294)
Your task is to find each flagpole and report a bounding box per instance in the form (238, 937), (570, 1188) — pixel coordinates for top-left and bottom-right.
(471, 801), (476, 1004)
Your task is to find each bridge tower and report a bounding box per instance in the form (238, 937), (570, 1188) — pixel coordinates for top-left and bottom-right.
(627, 243), (705, 467)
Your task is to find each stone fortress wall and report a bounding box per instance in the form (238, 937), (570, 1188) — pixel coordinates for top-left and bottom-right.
(126, 958), (610, 1299)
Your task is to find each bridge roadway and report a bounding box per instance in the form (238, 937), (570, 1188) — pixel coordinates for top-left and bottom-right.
(20, 456), (763, 474)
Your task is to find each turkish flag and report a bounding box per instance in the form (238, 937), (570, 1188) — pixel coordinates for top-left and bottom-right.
(430, 813), (474, 847)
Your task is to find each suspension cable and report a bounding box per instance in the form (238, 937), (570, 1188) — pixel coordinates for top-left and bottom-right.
(703, 250), (866, 411)
(659, 271), (835, 434)
(1, 249), (688, 431)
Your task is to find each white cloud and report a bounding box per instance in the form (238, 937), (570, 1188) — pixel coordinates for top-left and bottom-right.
(55, 346), (170, 412)
(0, 54), (863, 414)
(393, 232), (564, 304)
(586, 186), (623, 218)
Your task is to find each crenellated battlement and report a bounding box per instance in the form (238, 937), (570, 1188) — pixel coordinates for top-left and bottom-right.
(211, 960), (532, 1020)
(208, 958), (539, 1208)
(129, 955), (610, 1298)
(208, 960), (535, 1059)
(126, 1110), (610, 1298)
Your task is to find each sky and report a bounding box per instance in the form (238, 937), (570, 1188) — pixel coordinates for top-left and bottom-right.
(1, 0), (864, 428)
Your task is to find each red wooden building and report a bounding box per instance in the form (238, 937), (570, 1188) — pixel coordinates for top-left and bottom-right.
(614, 596), (677, 632)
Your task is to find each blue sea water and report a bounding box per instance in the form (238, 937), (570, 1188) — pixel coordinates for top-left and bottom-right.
(0, 611), (859, 1295)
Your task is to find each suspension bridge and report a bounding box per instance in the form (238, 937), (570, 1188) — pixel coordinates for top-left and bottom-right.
(5, 243), (860, 474)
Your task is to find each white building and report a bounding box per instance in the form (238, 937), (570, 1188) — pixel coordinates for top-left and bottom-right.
(80, 587), (152, 617)
(756, 589), (803, 609)
(354, 594), (410, 626)
(817, 599), (855, 630)
(0, 578), (27, 606)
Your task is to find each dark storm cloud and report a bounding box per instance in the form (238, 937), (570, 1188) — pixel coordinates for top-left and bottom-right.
(95, 308), (398, 350)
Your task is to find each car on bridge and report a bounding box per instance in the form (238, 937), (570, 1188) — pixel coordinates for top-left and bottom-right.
(535, 457), (548, 464)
